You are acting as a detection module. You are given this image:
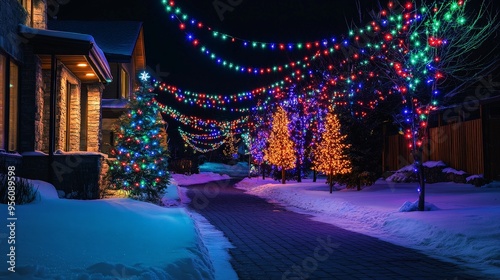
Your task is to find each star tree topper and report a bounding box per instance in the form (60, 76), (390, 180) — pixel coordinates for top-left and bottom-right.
(139, 71), (150, 82)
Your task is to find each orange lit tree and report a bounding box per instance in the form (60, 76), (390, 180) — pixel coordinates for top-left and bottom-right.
(313, 111), (352, 193)
(264, 106), (296, 184)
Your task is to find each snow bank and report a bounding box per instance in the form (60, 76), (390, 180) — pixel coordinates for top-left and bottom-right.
(0, 181), (215, 279)
(161, 178), (182, 206)
(188, 211), (238, 280)
(236, 178), (500, 278)
(482, 181), (500, 188)
(199, 162), (249, 177)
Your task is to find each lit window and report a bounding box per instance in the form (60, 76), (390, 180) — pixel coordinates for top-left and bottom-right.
(8, 61), (19, 152)
(120, 67), (129, 99)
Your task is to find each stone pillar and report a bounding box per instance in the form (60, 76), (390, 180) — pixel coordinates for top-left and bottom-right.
(86, 83), (104, 152)
(32, 0), (47, 29)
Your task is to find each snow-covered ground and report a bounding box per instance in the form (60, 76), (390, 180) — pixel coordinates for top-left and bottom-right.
(236, 177), (500, 278)
(0, 179), (236, 279)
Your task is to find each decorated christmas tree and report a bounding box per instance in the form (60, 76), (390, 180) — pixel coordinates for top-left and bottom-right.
(313, 111), (351, 193)
(108, 72), (170, 203)
(264, 106), (296, 184)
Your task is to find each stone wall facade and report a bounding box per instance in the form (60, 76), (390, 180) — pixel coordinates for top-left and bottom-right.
(2, 0), (47, 153)
(32, 0), (47, 29)
(0, 0), (27, 61)
(41, 63), (82, 152)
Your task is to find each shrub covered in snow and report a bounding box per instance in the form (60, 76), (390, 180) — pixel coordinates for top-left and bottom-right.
(398, 200), (440, 212)
(466, 175), (489, 187)
(0, 174), (38, 205)
(386, 161), (489, 186)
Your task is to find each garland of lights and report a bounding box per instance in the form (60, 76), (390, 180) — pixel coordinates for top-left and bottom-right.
(192, 40), (328, 75)
(166, 5), (446, 83)
(163, 0), (377, 53)
(153, 71), (317, 113)
(179, 129), (225, 140)
(179, 128), (226, 153)
(155, 81), (272, 112)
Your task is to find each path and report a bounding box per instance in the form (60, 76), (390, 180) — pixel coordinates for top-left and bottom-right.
(184, 179), (484, 280)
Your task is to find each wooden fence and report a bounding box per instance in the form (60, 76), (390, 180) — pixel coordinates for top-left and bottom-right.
(384, 119), (484, 175)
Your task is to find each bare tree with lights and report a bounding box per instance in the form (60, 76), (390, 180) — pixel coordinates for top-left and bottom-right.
(339, 0), (500, 210)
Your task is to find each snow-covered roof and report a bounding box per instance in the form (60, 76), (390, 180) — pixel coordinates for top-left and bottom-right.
(18, 24), (113, 83)
(48, 20), (143, 62)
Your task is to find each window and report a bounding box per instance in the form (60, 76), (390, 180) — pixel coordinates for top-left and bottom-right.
(8, 61), (19, 152)
(0, 55), (19, 151)
(120, 67), (129, 99)
(0, 54), (5, 150)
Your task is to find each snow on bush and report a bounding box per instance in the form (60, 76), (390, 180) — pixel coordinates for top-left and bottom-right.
(386, 161), (486, 186)
(442, 167), (467, 175)
(398, 200), (440, 212)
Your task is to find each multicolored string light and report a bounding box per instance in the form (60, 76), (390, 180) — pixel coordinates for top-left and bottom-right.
(178, 127), (226, 153)
(161, 0), (342, 52)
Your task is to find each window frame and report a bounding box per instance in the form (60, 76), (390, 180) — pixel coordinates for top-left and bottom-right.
(120, 66), (130, 99)
(8, 59), (19, 152)
(0, 52), (20, 152)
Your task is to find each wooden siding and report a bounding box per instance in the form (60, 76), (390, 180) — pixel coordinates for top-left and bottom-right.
(384, 119), (483, 174)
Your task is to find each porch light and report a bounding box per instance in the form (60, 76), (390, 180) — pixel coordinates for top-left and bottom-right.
(77, 63), (88, 67)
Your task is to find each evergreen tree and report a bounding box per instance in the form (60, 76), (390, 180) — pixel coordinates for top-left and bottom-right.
(313, 111), (351, 193)
(264, 106), (296, 184)
(108, 72), (170, 203)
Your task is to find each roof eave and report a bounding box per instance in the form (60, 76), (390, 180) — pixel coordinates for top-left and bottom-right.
(18, 24), (113, 84)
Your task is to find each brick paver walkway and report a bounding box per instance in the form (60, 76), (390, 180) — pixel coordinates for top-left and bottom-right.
(184, 179), (485, 280)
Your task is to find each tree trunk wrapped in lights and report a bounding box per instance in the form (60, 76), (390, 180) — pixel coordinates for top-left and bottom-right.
(264, 106), (296, 184)
(313, 111), (352, 193)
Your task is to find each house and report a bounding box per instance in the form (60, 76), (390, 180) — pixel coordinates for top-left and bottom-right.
(47, 20), (147, 156)
(0, 0), (113, 197)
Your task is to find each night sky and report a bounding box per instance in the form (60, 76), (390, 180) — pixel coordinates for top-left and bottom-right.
(56, 0), (379, 93)
(55, 0), (498, 143)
